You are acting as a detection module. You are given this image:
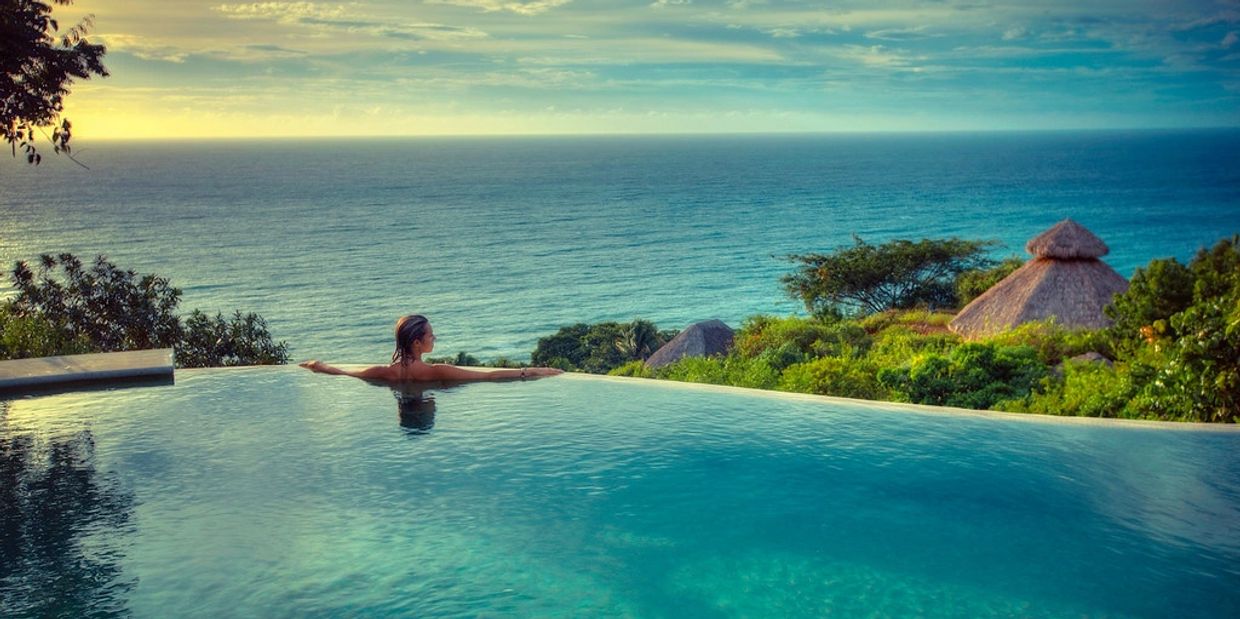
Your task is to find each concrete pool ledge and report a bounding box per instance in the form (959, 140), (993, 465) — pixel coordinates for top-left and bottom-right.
(0, 349), (174, 393)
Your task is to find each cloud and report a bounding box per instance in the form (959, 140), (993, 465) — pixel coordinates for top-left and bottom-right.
(213, 2), (487, 40)
(765, 28), (801, 38)
(651, 0), (692, 8)
(94, 33), (190, 63)
(214, 2), (349, 24)
(422, 0), (573, 16)
(830, 44), (922, 69)
(1002, 27), (1028, 41)
(1224, 31), (1239, 49)
(244, 44), (308, 55)
(865, 25), (940, 41)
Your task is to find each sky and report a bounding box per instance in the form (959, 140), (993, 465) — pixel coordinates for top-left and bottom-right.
(53, 0), (1240, 138)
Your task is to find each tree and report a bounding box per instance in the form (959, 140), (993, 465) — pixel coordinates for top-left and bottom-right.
(3, 253), (289, 367)
(531, 319), (671, 373)
(2, 0), (107, 165)
(782, 236), (997, 318)
(1103, 257), (1195, 345)
(615, 319), (661, 361)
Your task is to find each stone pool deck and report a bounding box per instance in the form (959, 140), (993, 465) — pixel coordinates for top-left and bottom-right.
(0, 349), (174, 393)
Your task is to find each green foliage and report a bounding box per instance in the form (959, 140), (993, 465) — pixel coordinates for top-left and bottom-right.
(858, 309), (955, 334)
(782, 236), (997, 317)
(2, 0), (108, 165)
(734, 315), (870, 360)
(6, 253), (288, 368)
(1127, 284), (1240, 422)
(426, 351), (482, 366)
(522, 235), (1240, 422)
(983, 319), (1110, 365)
(865, 326), (961, 369)
(777, 357), (887, 400)
(531, 319), (671, 374)
(615, 319), (661, 361)
(177, 311), (289, 368)
(10, 253), (182, 352)
(997, 358), (1139, 418)
(609, 360), (654, 378)
(878, 343), (1047, 410)
(954, 256), (1024, 307)
(1189, 235), (1240, 301)
(655, 355), (779, 390)
(1104, 257), (1195, 346)
(0, 301), (91, 359)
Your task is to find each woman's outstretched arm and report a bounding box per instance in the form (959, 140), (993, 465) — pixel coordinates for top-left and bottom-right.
(428, 364), (563, 381)
(299, 360), (395, 380)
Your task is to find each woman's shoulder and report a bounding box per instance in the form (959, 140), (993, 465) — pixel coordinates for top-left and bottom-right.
(396, 361), (438, 381)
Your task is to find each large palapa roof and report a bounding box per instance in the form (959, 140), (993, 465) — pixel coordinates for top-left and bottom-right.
(949, 219), (1128, 339)
(1025, 219), (1110, 259)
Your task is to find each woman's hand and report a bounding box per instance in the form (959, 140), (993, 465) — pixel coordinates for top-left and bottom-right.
(299, 359), (328, 373)
(526, 367), (565, 377)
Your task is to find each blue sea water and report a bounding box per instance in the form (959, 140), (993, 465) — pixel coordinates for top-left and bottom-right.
(2, 130), (1238, 361)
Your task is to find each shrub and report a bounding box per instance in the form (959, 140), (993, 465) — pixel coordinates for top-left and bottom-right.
(177, 311), (289, 368)
(10, 254), (181, 352)
(996, 359), (1138, 417)
(1104, 257), (1195, 347)
(1126, 284), (1240, 422)
(984, 319), (1110, 365)
(531, 319), (671, 374)
(878, 343), (1048, 410)
(777, 357), (887, 400)
(0, 302), (92, 359)
(865, 326), (960, 369)
(6, 253), (288, 368)
(734, 315), (870, 359)
(427, 351), (482, 366)
(609, 360), (654, 378)
(656, 355), (779, 390)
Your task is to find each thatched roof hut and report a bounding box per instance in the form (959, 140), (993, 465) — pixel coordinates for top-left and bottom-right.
(646, 319), (734, 368)
(949, 220), (1128, 339)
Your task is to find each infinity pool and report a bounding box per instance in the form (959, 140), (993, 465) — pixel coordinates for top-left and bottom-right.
(2, 368), (1238, 617)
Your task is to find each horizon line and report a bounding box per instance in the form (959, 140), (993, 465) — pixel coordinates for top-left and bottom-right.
(69, 125), (1240, 143)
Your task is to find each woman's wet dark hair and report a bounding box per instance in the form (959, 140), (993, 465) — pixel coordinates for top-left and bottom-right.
(393, 314), (430, 366)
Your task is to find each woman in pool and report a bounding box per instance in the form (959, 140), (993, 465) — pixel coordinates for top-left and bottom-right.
(300, 314), (564, 382)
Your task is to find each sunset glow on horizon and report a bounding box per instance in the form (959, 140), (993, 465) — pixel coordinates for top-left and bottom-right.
(56, 0), (1240, 139)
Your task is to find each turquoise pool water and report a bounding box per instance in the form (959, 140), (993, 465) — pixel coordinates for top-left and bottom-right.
(2, 368), (1238, 617)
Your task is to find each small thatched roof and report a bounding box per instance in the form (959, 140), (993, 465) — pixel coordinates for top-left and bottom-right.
(1025, 219), (1109, 259)
(646, 319), (734, 368)
(950, 221), (1128, 339)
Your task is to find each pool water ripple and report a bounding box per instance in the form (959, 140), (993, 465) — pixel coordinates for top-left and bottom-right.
(2, 368), (1239, 617)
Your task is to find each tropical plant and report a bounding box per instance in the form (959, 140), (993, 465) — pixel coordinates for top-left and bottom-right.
(176, 310), (288, 368)
(782, 236), (997, 317)
(1104, 257), (1195, 346)
(655, 355), (779, 390)
(532, 319), (671, 373)
(615, 319), (661, 361)
(5, 253), (289, 368)
(777, 357), (886, 400)
(877, 342), (1047, 409)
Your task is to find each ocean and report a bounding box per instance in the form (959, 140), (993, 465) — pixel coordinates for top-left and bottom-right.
(2, 130), (1238, 362)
